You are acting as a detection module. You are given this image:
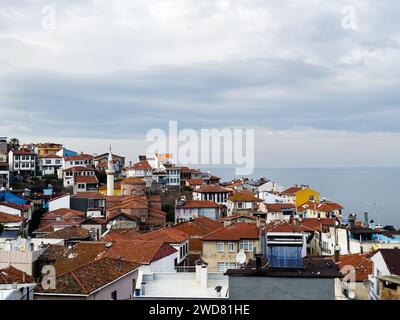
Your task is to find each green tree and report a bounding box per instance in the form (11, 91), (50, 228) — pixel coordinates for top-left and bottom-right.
(162, 204), (175, 222)
(8, 138), (20, 150)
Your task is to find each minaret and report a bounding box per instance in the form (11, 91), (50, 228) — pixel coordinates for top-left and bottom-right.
(106, 145), (115, 196)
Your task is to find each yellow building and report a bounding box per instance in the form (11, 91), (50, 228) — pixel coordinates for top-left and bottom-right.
(295, 188), (319, 207)
(37, 143), (63, 156)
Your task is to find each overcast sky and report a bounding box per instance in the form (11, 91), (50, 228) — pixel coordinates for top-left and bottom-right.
(1, 0), (400, 168)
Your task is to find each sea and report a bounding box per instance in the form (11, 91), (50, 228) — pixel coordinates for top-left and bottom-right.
(202, 167), (400, 227)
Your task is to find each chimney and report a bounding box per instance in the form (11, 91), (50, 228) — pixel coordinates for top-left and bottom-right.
(195, 260), (202, 283)
(22, 272), (26, 283)
(200, 262), (208, 289)
(118, 257), (123, 271)
(334, 245), (341, 263)
(255, 254), (262, 273)
(364, 212), (369, 227)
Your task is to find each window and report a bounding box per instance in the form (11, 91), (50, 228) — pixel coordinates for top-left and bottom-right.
(46, 160), (51, 164)
(111, 291), (117, 300)
(239, 240), (254, 252)
(237, 202), (243, 209)
(217, 242), (225, 252)
(78, 184), (85, 189)
(228, 242), (235, 252)
(218, 262), (238, 272)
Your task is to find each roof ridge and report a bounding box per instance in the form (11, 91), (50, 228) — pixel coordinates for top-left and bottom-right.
(70, 270), (89, 294)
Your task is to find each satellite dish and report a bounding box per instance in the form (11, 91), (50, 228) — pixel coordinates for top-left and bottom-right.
(236, 250), (246, 264)
(19, 244), (26, 252)
(363, 279), (373, 289)
(348, 292), (356, 300)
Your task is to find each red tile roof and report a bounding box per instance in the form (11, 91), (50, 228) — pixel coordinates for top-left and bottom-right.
(195, 184), (230, 193)
(297, 218), (337, 232)
(338, 253), (373, 282)
(0, 211), (24, 223)
(202, 223), (260, 241)
(173, 217), (222, 237)
(133, 228), (189, 243)
(176, 200), (219, 209)
(265, 203), (296, 212)
(0, 202), (30, 211)
(102, 229), (142, 242)
(0, 266), (35, 284)
(129, 161), (152, 170)
(281, 186), (302, 195)
(64, 166), (95, 172)
(71, 192), (106, 199)
(64, 154), (93, 161)
(266, 221), (304, 233)
(35, 258), (140, 296)
(297, 201), (344, 213)
(44, 226), (91, 240)
(378, 249), (400, 275)
(74, 175), (98, 184)
(228, 191), (262, 202)
(122, 177), (146, 185)
(13, 149), (35, 155)
(49, 242), (109, 275)
(102, 240), (177, 264)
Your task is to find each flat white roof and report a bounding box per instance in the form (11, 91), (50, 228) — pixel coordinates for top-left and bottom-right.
(140, 272), (229, 299)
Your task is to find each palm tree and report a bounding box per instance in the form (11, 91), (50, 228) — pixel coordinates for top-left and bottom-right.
(8, 138), (20, 150)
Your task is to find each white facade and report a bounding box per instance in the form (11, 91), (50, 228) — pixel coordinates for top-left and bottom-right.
(38, 156), (62, 176)
(8, 151), (36, 175)
(175, 207), (220, 222)
(48, 194), (71, 212)
(320, 225), (351, 256)
(258, 191), (285, 203)
(0, 166), (9, 190)
(166, 167), (181, 187)
(193, 191), (230, 206)
(257, 181), (286, 193)
(369, 251), (392, 300)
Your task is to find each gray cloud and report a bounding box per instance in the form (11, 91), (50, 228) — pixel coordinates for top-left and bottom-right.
(0, 0), (399, 165)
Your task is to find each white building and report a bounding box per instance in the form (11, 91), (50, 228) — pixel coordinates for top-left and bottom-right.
(8, 150), (36, 176)
(0, 163), (9, 190)
(257, 181), (286, 193)
(193, 185), (231, 207)
(126, 160), (153, 188)
(38, 154), (62, 176)
(63, 154), (94, 170)
(369, 249), (400, 300)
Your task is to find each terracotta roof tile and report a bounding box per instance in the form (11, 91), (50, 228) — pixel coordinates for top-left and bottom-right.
(0, 266), (35, 284)
(35, 258), (140, 296)
(173, 217), (222, 236)
(338, 253), (373, 282)
(74, 175), (98, 184)
(195, 184), (230, 193)
(129, 161), (152, 170)
(281, 186), (302, 195)
(176, 200), (219, 209)
(44, 226), (91, 240)
(0, 211), (24, 223)
(133, 228), (189, 243)
(102, 240), (177, 264)
(202, 223), (259, 241)
(228, 191), (262, 202)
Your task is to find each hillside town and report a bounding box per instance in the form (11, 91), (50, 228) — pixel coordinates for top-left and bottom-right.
(0, 137), (399, 300)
